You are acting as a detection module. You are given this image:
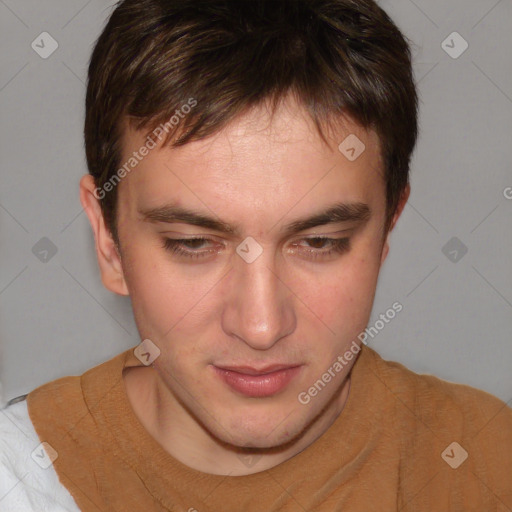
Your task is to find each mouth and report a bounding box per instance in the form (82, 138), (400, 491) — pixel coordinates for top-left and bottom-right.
(211, 364), (303, 398)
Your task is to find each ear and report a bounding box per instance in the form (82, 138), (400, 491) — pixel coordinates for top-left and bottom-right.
(79, 174), (129, 296)
(380, 184), (410, 265)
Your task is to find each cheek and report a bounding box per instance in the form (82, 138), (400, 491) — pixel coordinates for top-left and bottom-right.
(122, 244), (222, 341)
(301, 250), (382, 338)
(121, 246), (184, 330)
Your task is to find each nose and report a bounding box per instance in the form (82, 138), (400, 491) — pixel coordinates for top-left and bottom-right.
(221, 246), (296, 351)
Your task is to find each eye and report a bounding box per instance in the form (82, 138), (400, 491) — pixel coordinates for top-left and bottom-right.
(162, 237), (217, 259)
(161, 236), (351, 261)
(291, 237), (350, 260)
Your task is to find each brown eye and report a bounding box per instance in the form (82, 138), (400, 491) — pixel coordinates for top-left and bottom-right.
(293, 237), (351, 260)
(162, 237), (216, 259)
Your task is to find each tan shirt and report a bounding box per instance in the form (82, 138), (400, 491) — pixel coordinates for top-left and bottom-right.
(26, 345), (512, 511)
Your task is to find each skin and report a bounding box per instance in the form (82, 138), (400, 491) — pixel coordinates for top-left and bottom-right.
(79, 95), (409, 476)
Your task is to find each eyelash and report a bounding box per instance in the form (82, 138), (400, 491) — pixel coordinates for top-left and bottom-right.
(161, 236), (350, 261)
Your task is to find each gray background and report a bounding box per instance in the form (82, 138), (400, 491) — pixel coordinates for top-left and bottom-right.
(0, 0), (511, 406)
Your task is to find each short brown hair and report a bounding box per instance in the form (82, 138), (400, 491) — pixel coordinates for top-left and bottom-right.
(85, 0), (418, 244)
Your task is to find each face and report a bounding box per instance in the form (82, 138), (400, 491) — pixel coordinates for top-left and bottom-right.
(82, 96), (405, 450)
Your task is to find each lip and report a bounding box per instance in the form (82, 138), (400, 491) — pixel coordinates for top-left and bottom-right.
(216, 364), (298, 376)
(212, 364), (302, 398)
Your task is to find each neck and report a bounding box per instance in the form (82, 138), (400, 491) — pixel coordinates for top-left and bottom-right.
(124, 366), (352, 476)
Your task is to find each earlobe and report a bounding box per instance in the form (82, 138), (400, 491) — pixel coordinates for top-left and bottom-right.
(380, 239), (390, 265)
(79, 174), (129, 296)
(380, 184), (410, 266)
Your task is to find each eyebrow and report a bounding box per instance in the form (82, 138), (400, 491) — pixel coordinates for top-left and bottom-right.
(138, 201), (371, 237)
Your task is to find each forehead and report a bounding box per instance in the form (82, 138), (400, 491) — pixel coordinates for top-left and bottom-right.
(123, 97), (381, 164)
(116, 97), (385, 226)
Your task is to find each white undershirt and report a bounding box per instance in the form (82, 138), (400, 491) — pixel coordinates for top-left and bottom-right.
(0, 398), (81, 511)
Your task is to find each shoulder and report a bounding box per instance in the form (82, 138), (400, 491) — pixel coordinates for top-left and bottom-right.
(367, 348), (512, 499)
(370, 350), (512, 437)
(0, 397), (81, 511)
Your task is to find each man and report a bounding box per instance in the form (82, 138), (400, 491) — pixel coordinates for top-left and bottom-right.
(1, 0), (511, 510)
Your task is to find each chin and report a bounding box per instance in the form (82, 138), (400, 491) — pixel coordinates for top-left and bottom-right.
(211, 407), (311, 449)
